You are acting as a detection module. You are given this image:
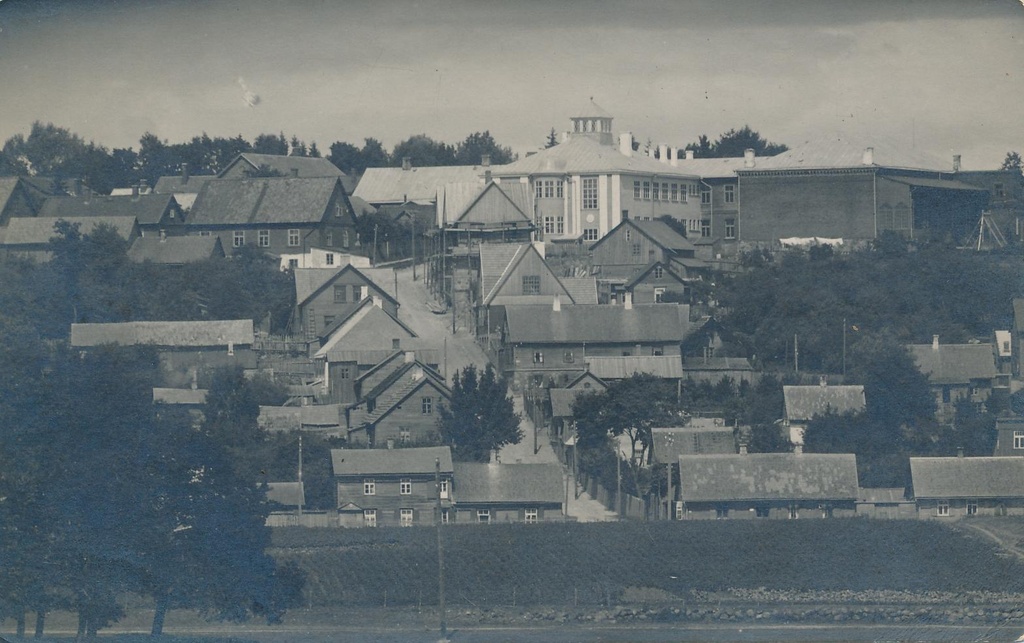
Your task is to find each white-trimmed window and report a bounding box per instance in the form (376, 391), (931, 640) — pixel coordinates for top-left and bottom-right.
(441, 508), (450, 524)
(556, 180), (563, 198)
(258, 229), (270, 247)
(661, 183), (669, 201)
(675, 501), (684, 520)
(422, 397), (432, 414)
(653, 266), (664, 279)
(399, 429), (410, 443)
(363, 509), (377, 527)
(1014, 431), (1024, 449)
(583, 228), (599, 241)
(535, 182), (543, 199)
(652, 182), (660, 201)
(788, 505), (799, 520)
(440, 479), (449, 499)
(325, 252), (334, 266)
(688, 184), (699, 198)
(670, 183), (678, 202)
(582, 177), (599, 210)
(701, 219), (711, 237)
(400, 508), (414, 526)
(477, 510), (491, 524)
(966, 500), (978, 516)
(522, 275), (541, 294)
(363, 479), (375, 495)
(701, 190), (711, 205)
(342, 230), (350, 248)
(688, 219), (700, 234)
(544, 180), (555, 198)
(725, 219), (736, 240)
(633, 180), (641, 199)
(654, 287), (666, 303)
(232, 230), (244, 247)
(563, 350), (574, 364)
(533, 351), (544, 364)
(525, 508), (538, 524)
(724, 185), (736, 204)
(400, 479), (412, 495)
(715, 507), (729, 519)
(642, 181), (651, 200)
(937, 500), (950, 517)
(288, 229), (300, 246)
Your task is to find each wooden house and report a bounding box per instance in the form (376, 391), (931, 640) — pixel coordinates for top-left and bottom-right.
(782, 382), (866, 448)
(331, 446), (453, 527)
(217, 153), (347, 180)
(265, 482), (306, 526)
(651, 422), (737, 464)
(855, 488), (916, 519)
(38, 192), (184, 238)
(993, 417), (1024, 457)
(437, 180), (535, 254)
(910, 454), (1024, 518)
(293, 264), (399, 341)
(451, 463), (565, 524)
(0, 215), (140, 262)
(128, 235), (224, 264)
(345, 359), (451, 447)
(1014, 299), (1024, 377)
(907, 336), (1003, 422)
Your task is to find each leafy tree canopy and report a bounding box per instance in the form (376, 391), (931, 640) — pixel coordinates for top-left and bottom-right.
(1002, 151), (1022, 172)
(684, 125), (788, 159)
(454, 131), (516, 165)
(438, 364), (522, 462)
(391, 134), (457, 167)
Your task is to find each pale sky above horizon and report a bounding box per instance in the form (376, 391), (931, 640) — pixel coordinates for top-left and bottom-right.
(0, 0), (1021, 170)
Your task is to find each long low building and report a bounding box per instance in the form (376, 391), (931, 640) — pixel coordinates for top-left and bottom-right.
(910, 454), (1024, 518)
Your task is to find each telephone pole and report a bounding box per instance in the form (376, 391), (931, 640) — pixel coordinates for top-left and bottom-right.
(435, 457), (447, 639)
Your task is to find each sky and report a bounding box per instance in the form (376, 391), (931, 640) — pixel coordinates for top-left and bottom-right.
(0, 0), (1021, 170)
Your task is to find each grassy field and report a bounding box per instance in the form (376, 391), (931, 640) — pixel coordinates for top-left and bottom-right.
(270, 520), (1024, 607)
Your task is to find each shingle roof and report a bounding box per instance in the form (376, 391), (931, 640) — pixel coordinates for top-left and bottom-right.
(152, 388), (208, 405)
(742, 138), (950, 173)
(188, 177), (342, 226)
(585, 355), (683, 379)
(677, 453), (860, 502)
(479, 243), (527, 299)
(71, 319), (253, 347)
(353, 166), (489, 204)
(681, 357), (755, 372)
(907, 343), (998, 384)
(38, 194), (178, 225)
(349, 364), (450, 428)
(652, 425), (736, 462)
(504, 304), (691, 344)
(222, 153), (346, 179)
(783, 385), (866, 422)
(493, 136), (699, 178)
(330, 446), (454, 476)
(0, 216), (138, 245)
(294, 265), (398, 307)
(910, 457), (1024, 499)
(153, 174), (216, 195)
(452, 463), (563, 504)
(128, 235), (223, 264)
(266, 481), (305, 507)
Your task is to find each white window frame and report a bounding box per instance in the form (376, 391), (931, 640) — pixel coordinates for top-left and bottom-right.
(653, 266), (664, 279)
(258, 229), (270, 247)
(583, 228), (599, 241)
(1014, 431), (1024, 449)
(725, 219), (736, 240)
(937, 500), (950, 517)
(422, 396), (432, 414)
(688, 184), (699, 198)
(966, 500), (978, 516)
(654, 287), (666, 303)
(232, 230), (244, 247)
(363, 479), (375, 495)
(670, 183), (678, 203)
(701, 190), (711, 205)
(441, 508), (450, 524)
(287, 228), (300, 246)
(399, 428), (411, 443)
(325, 252), (335, 266)
(661, 182), (669, 201)
(525, 508), (538, 524)
(522, 275), (541, 295)
(724, 185), (736, 204)
(788, 505), (799, 520)
(477, 509), (491, 524)
(701, 219), (711, 238)
(535, 182), (543, 199)
(652, 182), (660, 201)
(400, 508), (414, 526)
(363, 509), (377, 527)
(582, 177), (599, 210)
(533, 351), (544, 364)
(556, 180), (563, 198)
(440, 479), (449, 499)
(400, 479), (412, 495)
(633, 180), (641, 199)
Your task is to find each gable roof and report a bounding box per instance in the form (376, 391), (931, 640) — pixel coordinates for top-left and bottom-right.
(315, 300), (418, 360)
(438, 181), (533, 228)
(624, 261), (688, 290)
(0, 177), (38, 216)
(482, 243), (572, 306)
(153, 174), (216, 195)
(353, 165), (489, 204)
(652, 425), (736, 462)
(493, 136), (699, 178)
(452, 463), (563, 504)
(504, 304), (691, 344)
(910, 456), (1024, 499)
(677, 453), (860, 502)
(742, 138), (950, 173)
(266, 481), (305, 507)
(188, 176), (347, 226)
(585, 355), (684, 379)
(907, 342), (999, 384)
(0, 216), (138, 245)
(783, 385), (866, 422)
(560, 277), (599, 305)
(349, 362), (451, 429)
(71, 319), (253, 347)
(38, 194), (179, 225)
(330, 446), (454, 476)
(479, 243), (528, 299)
(219, 153), (346, 179)
(128, 235), (224, 264)
(294, 264), (399, 308)
(566, 371), (608, 391)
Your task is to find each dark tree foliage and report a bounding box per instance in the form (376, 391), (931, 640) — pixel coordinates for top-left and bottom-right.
(684, 126), (787, 159)
(454, 131), (516, 165)
(438, 364), (522, 462)
(391, 134), (457, 167)
(676, 373), (790, 453)
(1002, 151), (1022, 172)
(656, 214), (688, 238)
(545, 128), (559, 149)
(328, 137), (391, 176)
(253, 133), (289, 155)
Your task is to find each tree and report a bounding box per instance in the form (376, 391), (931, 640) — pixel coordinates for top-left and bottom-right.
(253, 133), (288, 155)
(391, 134), (456, 167)
(437, 364), (522, 462)
(1002, 151), (1022, 172)
(288, 135), (307, 157)
(545, 128), (558, 149)
(455, 131), (516, 165)
(684, 134), (712, 158)
(685, 127), (787, 159)
(656, 214), (688, 238)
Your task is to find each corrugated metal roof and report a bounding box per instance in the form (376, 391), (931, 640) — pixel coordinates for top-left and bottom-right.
(585, 355), (683, 379)
(783, 385), (865, 422)
(652, 426), (735, 462)
(910, 457), (1024, 499)
(153, 388), (208, 405)
(266, 481), (305, 506)
(493, 136), (699, 178)
(330, 446), (454, 476)
(907, 343), (998, 384)
(678, 453), (860, 502)
(71, 319), (253, 347)
(0, 216), (138, 245)
(128, 236), (223, 264)
(504, 304), (691, 344)
(452, 463), (563, 504)
(353, 166), (488, 204)
(743, 138), (950, 173)
(188, 177), (341, 225)
(38, 194), (178, 225)
(222, 153), (345, 179)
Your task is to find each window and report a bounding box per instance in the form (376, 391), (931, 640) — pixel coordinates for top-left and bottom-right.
(535, 182), (543, 199)
(715, 507), (729, 519)
(342, 230), (350, 248)
(674, 501), (684, 520)
(338, 365), (350, 379)
(555, 216), (564, 234)
(399, 429), (410, 443)
(477, 510), (491, 524)
(583, 228), (599, 241)
(633, 180), (641, 199)
(363, 509), (377, 527)
(625, 230), (631, 241)
(994, 183), (1005, 198)
(525, 508), (538, 524)
(654, 287), (666, 303)
(440, 479), (449, 499)
(544, 216), (555, 234)
(522, 275), (541, 294)
(556, 180), (563, 198)
(688, 184), (699, 198)
(400, 508), (414, 526)
(788, 505), (799, 520)
(288, 258), (299, 269)
(621, 209), (628, 221)
(643, 181), (651, 200)
(652, 182), (660, 201)
(544, 180), (555, 198)
(670, 183), (678, 202)
(440, 508), (450, 524)
(661, 183), (669, 201)
(563, 350), (574, 364)
(582, 177), (599, 210)
(701, 190), (711, 205)
(1014, 431), (1024, 449)
(755, 506), (770, 518)
(966, 500), (978, 516)
(400, 479), (412, 495)
(652, 347), (664, 356)
(631, 242), (641, 257)
(363, 479), (375, 495)
(688, 218), (701, 234)
(725, 219), (736, 239)
(701, 219), (711, 237)
(724, 185), (736, 204)
(533, 351), (544, 364)
(258, 229), (270, 247)
(325, 252), (335, 266)
(334, 285), (347, 303)
(937, 501), (949, 517)
(653, 266), (664, 279)
(288, 229), (300, 246)
(323, 315), (335, 328)
(392, 338), (401, 350)
(422, 397), (432, 414)
(232, 230), (244, 247)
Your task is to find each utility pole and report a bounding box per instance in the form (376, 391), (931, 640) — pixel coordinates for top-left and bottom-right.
(435, 457), (447, 640)
(297, 434), (303, 516)
(616, 452), (622, 517)
(372, 224), (379, 266)
(411, 213), (417, 280)
(794, 333), (799, 374)
(842, 318), (847, 378)
(393, 268), (398, 303)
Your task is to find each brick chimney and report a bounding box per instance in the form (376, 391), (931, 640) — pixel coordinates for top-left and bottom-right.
(481, 153), (491, 167)
(685, 150), (695, 161)
(670, 147), (679, 167)
(743, 148), (756, 168)
(659, 144), (669, 164)
(402, 157), (411, 171)
(619, 132), (633, 158)
(932, 334), (940, 351)
(862, 147), (874, 166)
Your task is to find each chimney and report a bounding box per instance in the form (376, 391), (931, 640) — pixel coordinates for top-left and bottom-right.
(862, 147), (874, 166)
(481, 153), (491, 167)
(932, 334), (940, 351)
(670, 147), (679, 167)
(139, 179), (150, 194)
(619, 132), (633, 157)
(953, 154), (961, 172)
(743, 148), (756, 168)
(819, 375), (827, 387)
(623, 291), (633, 310)
(132, 184), (139, 198)
(181, 162), (190, 183)
(402, 157), (411, 171)
(794, 444), (804, 455)
(957, 447), (964, 459)
(739, 443), (748, 455)
(372, 295), (383, 308)
(290, 167), (299, 178)
(404, 350), (415, 363)
(647, 147), (655, 159)
(659, 144), (669, 164)
(552, 294), (561, 312)
(485, 170), (492, 183)
(685, 149), (695, 161)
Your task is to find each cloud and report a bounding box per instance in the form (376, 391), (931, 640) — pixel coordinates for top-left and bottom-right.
(236, 77), (260, 109)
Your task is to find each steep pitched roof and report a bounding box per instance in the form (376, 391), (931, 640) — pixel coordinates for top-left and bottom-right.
(452, 463), (563, 504)
(560, 277), (598, 305)
(438, 181), (533, 227)
(677, 453), (860, 502)
(0, 216), (138, 245)
(348, 363), (450, 429)
(623, 262), (688, 290)
(910, 457), (1024, 499)
(566, 371), (607, 391)
(128, 235), (224, 264)
(38, 194), (179, 225)
(504, 304), (691, 344)
(743, 138), (950, 173)
(266, 482), (305, 507)
(188, 176), (347, 226)
(295, 264), (399, 308)
(629, 219), (695, 253)
(585, 355), (684, 379)
(331, 446), (454, 476)
(153, 174), (216, 194)
(71, 319), (253, 347)
(479, 243), (528, 299)
(783, 385), (866, 422)
(907, 342), (999, 384)
(652, 425), (736, 462)
(493, 136), (699, 178)
(219, 153), (346, 178)
(315, 300), (418, 361)
(353, 165), (489, 204)
(482, 243), (572, 306)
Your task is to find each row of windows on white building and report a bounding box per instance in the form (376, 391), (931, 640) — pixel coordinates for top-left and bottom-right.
(199, 228), (351, 249)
